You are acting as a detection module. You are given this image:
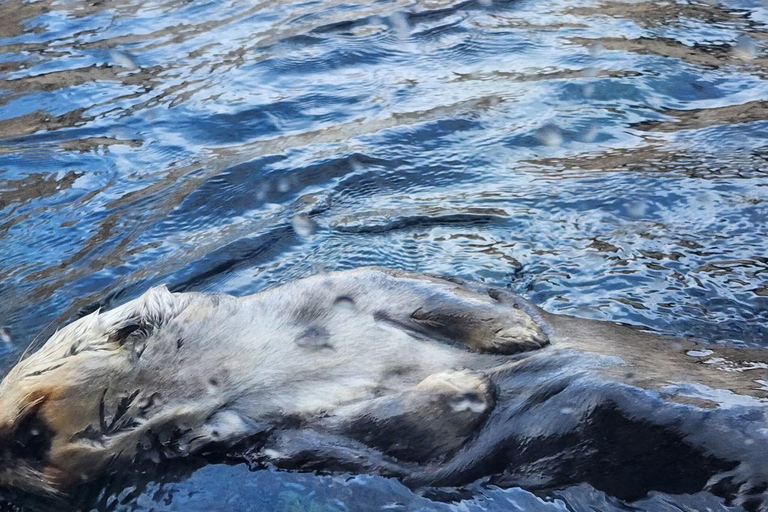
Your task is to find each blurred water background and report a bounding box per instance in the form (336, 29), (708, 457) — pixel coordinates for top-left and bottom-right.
(0, 0), (767, 510)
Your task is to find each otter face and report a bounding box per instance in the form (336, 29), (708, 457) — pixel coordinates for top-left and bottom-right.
(0, 286), (205, 496)
(0, 317), (119, 495)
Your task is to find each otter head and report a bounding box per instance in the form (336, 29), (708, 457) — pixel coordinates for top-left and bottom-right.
(0, 286), (230, 497)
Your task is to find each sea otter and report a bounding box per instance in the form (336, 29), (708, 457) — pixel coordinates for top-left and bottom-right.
(0, 268), (766, 510)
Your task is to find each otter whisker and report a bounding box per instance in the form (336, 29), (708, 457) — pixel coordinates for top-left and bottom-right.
(23, 362), (66, 379)
(18, 316), (61, 364)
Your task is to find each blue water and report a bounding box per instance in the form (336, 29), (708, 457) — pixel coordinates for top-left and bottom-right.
(1, 0), (767, 510)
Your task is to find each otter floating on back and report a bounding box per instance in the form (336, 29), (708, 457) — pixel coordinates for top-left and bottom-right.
(0, 268), (766, 510)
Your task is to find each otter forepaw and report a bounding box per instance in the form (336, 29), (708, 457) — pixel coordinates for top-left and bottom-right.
(415, 370), (494, 415)
(476, 318), (549, 355)
(406, 305), (549, 355)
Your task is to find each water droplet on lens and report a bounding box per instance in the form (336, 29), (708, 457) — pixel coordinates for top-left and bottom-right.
(560, 407), (574, 415)
(477, 0), (493, 6)
(277, 178), (291, 193)
(536, 123), (563, 146)
(109, 50), (139, 70)
(0, 327), (11, 344)
(626, 200), (648, 218)
(581, 67), (599, 78)
(389, 12), (411, 40)
(588, 43), (603, 57)
(333, 296), (356, 312)
(349, 157), (364, 173)
(263, 448), (283, 460)
(579, 123), (599, 142)
(291, 214), (318, 237)
(733, 34), (758, 61)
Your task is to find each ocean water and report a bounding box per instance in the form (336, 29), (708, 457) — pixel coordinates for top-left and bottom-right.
(0, 0), (766, 510)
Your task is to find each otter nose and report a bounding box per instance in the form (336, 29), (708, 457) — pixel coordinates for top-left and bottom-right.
(4, 408), (55, 469)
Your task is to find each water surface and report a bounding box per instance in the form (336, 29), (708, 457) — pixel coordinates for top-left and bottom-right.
(1, 0), (767, 510)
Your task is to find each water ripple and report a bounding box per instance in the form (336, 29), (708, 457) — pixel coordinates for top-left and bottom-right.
(1, 0), (768, 509)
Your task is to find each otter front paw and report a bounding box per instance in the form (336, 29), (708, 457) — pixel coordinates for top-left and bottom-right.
(407, 305), (549, 355)
(473, 312), (549, 354)
(415, 370), (495, 414)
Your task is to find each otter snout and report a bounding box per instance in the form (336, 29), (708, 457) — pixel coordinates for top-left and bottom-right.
(0, 400), (62, 497)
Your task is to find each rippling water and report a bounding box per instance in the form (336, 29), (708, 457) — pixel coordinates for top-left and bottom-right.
(1, 0), (767, 510)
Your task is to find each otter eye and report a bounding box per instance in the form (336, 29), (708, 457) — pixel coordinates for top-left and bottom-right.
(11, 408), (53, 465)
(109, 323), (143, 345)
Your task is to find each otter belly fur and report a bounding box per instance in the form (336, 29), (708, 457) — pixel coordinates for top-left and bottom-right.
(0, 267), (766, 510)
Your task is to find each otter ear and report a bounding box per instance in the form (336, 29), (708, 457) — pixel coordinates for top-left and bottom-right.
(102, 285), (181, 346)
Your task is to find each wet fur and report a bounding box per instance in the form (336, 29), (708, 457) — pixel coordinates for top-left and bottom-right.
(0, 267), (766, 510)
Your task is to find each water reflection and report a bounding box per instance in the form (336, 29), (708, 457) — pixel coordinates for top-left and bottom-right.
(1, 0), (767, 510)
